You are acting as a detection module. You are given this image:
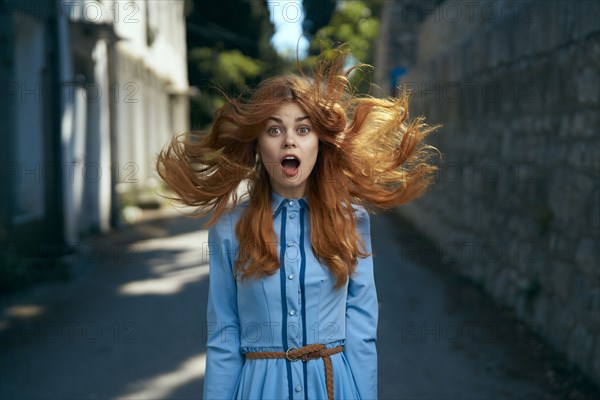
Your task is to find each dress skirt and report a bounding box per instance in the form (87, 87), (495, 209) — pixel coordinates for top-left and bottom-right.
(233, 349), (361, 400)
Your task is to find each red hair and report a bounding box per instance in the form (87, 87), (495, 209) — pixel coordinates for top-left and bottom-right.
(156, 51), (440, 289)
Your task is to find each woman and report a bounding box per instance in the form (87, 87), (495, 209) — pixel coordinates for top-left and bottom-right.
(156, 51), (439, 400)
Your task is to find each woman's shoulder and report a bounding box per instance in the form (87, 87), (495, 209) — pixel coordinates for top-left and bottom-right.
(350, 203), (371, 235)
(210, 198), (249, 231)
(230, 197), (250, 222)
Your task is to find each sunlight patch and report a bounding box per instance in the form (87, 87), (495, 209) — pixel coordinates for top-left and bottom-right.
(117, 353), (206, 399)
(118, 265), (209, 296)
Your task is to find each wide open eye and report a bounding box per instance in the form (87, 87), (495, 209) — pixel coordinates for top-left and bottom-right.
(267, 126), (282, 136)
(297, 126), (311, 135)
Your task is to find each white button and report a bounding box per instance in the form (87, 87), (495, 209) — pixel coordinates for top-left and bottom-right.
(288, 200), (294, 206)
(295, 385), (302, 392)
(287, 242), (294, 247)
(289, 310), (295, 316)
(289, 213), (296, 219)
(288, 273), (294, 280)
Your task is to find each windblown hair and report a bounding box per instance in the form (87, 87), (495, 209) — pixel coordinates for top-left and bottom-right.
(156, 51), (440, 290)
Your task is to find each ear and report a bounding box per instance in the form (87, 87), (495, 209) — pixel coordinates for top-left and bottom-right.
(254, 143), (261, 162)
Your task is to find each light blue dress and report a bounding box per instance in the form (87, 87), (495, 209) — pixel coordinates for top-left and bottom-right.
(203, 190), (378, 400)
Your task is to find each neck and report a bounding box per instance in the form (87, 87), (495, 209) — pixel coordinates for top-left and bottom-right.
(271, 183), (307, 199)
(273, 188), (304, 199)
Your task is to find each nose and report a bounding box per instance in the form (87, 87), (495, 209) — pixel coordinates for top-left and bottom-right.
(283, 132), (297, 148)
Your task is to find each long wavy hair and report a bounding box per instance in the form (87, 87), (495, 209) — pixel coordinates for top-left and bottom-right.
(156, 51), (440, 289)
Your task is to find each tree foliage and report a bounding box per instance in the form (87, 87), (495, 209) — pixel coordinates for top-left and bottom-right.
(309, 1), (379, 64)
(301, 1), (381, 93)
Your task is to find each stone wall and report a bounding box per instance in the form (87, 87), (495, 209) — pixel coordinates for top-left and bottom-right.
(382, 0), (600, 384)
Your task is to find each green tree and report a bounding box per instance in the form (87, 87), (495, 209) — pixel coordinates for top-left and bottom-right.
(303, 1), (381, 93)
(310, 1), (379, 64)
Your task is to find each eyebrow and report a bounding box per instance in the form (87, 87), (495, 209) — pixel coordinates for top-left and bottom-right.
(267, 115), (310, 123)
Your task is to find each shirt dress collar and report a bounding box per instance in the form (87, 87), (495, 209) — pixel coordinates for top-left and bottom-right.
(271, 189), (309, 218)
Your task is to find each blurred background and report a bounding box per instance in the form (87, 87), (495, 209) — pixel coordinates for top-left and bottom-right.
(0, 0), (598, 399)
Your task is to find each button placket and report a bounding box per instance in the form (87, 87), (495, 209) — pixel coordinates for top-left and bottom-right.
(284, 201), (303, 349)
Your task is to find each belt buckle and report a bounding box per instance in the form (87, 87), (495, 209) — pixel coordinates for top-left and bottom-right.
(285, 347), (300, 362)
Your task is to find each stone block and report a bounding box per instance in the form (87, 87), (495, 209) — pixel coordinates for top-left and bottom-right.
(568, 141), (593, 170)
(592, 335), (600, 385)
(591, 187), (600, 231)
(552, 303), (576, 349)
(503, 269), (521, 307)
(557, 47), (579, 104)
(550, 260), (575, 302)
(528, 2), (552, 55)
(541, 62), (561, 111)
(548, 171), (591, 227)
(472, 32), (488, 75)
(583, 110), (600, 139)
(589, 37), (600, 65)
(492, 266), (509, 299)
(448, 50), (462, 82)
(548, 231), (579, 263)
(576, 67), (600, 105)
(572, 1), (600, 41)
(571, 274), (596, 321)
(553, 1), (574, 47)
(570, 112), (586, 138)
(567, 324), (594, 378)
(558, 114), (571, 139)
(512, 6), (533, 59)
(540, 1), (563, 53)
(588, 288), (600, 332)
(575, 238), (600, 278)
(531, 292), (549, 329)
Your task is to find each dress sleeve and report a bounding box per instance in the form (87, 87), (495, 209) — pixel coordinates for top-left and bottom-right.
(344, 206), (378, 400)
(203, 212), (244, 400)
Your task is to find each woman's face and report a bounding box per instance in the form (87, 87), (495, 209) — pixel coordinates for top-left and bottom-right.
(257, 102), (319, 199)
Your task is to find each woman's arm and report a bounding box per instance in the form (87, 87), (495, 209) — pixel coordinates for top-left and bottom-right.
(344, 206), (379, 400)
(203, 212), (244, 399)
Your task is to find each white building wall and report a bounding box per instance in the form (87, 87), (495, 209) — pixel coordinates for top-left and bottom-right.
(61, 0), (189, 235)
(112, 0), (189, 193)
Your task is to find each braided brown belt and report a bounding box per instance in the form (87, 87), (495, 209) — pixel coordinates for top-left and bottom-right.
(244, 343), (344, 400)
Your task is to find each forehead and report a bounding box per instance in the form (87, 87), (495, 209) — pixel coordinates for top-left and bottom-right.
(269, 102), (308, 119)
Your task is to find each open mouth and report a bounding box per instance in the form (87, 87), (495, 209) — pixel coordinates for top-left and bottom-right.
(280, 155), (301, 177)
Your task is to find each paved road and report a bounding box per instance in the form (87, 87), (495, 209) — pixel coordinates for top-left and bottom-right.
(0, 209), (598, 399)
